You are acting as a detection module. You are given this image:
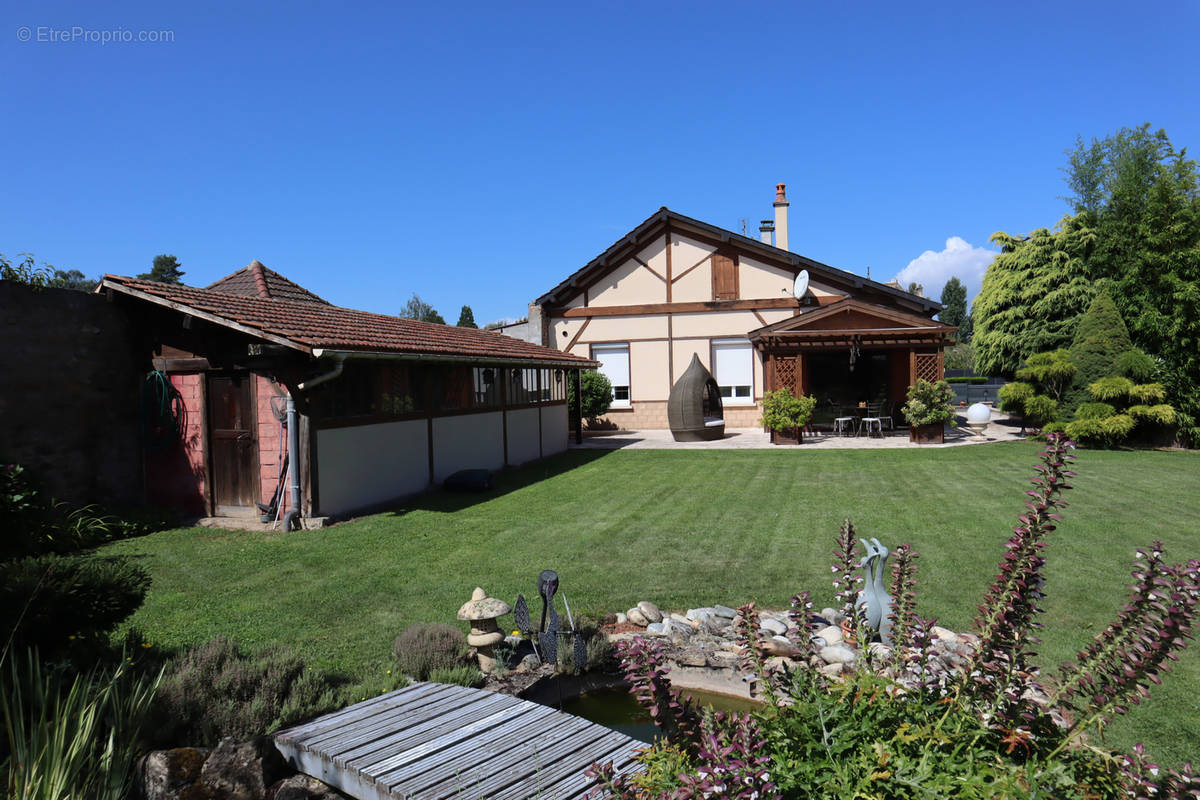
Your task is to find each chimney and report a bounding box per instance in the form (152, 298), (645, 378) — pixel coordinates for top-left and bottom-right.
(773, 183), (790, 251)
(759, 219), (775, 245)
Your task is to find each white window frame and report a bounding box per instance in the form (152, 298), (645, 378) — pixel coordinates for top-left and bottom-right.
(592, 343), (631, 409)
(712, 339), (754, 406)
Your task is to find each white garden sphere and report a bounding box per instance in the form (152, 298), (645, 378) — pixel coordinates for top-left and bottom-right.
(966, 402), (991, 425)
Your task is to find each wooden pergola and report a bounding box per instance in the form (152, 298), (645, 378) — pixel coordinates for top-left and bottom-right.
(748, 299), (957, 400)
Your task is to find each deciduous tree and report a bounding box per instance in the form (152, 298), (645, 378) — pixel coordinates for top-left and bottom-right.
(400, 293), (445, 324)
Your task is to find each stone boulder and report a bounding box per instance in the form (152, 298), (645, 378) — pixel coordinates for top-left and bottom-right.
(267, 774), (352, 800)
(200, 737), (290, 800)
(136, 747), (211, 800)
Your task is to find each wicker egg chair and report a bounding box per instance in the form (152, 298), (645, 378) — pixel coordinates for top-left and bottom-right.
(668, 354), (725, 441)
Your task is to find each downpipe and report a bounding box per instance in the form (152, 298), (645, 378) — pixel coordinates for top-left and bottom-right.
(281, 396), (302, 532)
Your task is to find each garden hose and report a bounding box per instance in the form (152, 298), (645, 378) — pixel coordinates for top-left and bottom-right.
(140, 371), (186, 452)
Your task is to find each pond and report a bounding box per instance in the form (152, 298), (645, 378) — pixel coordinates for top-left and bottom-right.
(557, 686), (761, 743)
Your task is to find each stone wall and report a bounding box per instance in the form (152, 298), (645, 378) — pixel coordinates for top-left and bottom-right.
(0, 282), (143, 506)
(592, 400), (763, 430)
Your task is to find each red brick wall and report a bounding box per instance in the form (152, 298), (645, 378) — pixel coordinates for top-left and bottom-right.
(145, 372), (207, 515)
(256, 376), (290, 514)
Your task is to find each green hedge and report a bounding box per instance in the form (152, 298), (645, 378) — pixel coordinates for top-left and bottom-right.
(946, 376), (989, 384)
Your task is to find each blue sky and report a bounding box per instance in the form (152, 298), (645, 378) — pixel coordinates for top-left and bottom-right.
(4, 1), (1198, 324)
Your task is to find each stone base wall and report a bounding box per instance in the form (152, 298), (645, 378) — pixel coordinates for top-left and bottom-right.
(591, 401), (762, 431)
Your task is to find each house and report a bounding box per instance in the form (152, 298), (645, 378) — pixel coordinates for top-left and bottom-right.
(527, 185), (957, 429)
(97, 260), (596, 526)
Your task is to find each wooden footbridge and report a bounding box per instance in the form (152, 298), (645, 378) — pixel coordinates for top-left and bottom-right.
(273, 681), (646, 800)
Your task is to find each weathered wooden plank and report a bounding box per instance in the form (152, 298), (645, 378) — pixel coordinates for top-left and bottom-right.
(509, 737), (647, 800)
(388, 713), (595, 799)
(308, 684), (484, 756)
(340, 692), (515, 770)
(274, 682), (647, 800)
(276, 683), (439, 743)
(295, 683), (459, 749)
(371, 703), (560, 784)
(425, 718), (616, 800)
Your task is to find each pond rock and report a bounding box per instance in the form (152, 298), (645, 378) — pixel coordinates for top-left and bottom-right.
(627, 607), (649, 627)
(645, 622), (666, 635)
(713, 605), (738, 619)
(268, 774), (352, 800)
(815, 625), (844, 645)
(760, 617), (788, 636)
(820, 644), (857, 665)
(637, 601), (663, 623)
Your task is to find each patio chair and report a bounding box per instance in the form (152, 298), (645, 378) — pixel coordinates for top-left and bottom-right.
(860, 403), (885, 437)
(833, 415), (856, 436)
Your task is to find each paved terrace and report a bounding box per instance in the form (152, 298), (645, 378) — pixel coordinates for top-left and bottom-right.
(572, 412), (1026, 450)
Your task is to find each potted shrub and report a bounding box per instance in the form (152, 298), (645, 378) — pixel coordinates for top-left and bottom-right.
(760, 389), (817, 445)
(902, 379), (956, 443)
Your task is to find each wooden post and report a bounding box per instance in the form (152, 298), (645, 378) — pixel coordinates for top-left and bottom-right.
(572, 369), (583, 445)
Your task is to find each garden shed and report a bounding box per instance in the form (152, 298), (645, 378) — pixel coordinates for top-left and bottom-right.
(98, 262), (596, 525)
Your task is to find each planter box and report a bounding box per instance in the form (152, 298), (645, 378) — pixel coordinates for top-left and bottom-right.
(909, 423), (944, 444)
(770, 428), (803, 445)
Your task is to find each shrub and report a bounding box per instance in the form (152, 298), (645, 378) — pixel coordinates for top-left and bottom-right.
(901, 379), (956, 427)
(148, 637), (341, 747)
(1065, 413), (1136, 448)
(1077, 401), (1116, 419)
(1114, 349), (1158, 382)
(567, 370), (614, 420)
(1064, 291), (1134, 417)
(0, 555), (150, 661)
(427, 665), (484, 688)
(759, 390), (816, 436)
(392, 623), (468, 680)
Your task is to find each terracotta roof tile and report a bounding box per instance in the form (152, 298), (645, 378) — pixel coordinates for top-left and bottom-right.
(102, 275), (596, 367)
(206, 260), (331, 305)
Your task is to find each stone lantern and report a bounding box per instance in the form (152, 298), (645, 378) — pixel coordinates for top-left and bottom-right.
(457, 587), (511, 674)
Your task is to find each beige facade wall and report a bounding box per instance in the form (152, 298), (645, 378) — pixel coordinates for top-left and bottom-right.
(809, 279), (847, 299)
(589, 257), (666, 306)
(740, 255), (793, 298)
(580, 314), (667, 342)
(631, 340), (671, 401)
(543, 232), (813, 430)
(672, 310), (763, 338)
(317, 420), (429, 515)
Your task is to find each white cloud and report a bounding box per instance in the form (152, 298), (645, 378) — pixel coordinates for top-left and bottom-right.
(892, 237), (996, 308)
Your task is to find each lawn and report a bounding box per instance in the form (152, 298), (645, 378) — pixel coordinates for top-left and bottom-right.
(102, 441), (1200, 766)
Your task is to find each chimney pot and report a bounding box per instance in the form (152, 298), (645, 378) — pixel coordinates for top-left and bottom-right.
(759, 219), (775, 246)
(775, 183), (788, 204)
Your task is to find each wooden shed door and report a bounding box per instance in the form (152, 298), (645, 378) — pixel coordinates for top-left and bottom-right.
(208, 373), (259, 516)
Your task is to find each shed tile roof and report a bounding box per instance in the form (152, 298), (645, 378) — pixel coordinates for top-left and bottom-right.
(101, 275), (596, 367)
(206, 260), (331, 304)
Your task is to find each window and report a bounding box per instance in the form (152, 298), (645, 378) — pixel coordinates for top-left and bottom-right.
(712, 252), (738, 301)
(713, 340), (753, 404)
(592, 344), (630, 408)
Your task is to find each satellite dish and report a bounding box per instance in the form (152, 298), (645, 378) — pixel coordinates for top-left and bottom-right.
(793, 269), (810, 298)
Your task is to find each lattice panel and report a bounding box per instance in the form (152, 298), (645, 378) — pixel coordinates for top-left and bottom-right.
(775, 357), (797, 396)
(915, 353), (939, 384)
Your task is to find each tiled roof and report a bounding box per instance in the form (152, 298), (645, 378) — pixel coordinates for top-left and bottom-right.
(100, 275), (597, 367)
(206, 260), (331, 304)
